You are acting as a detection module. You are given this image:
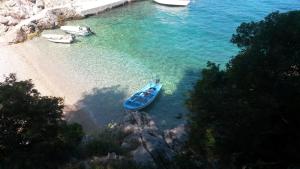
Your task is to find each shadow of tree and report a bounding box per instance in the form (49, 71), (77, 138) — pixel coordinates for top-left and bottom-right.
(64, 85), (128, 133)
(64, 68), (201, 133)
(144, 69), (201, 130)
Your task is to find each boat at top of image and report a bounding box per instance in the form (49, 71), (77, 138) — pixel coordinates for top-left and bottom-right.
(60, 26), (93, 36)
(42, 34), (75, 44)
(123, 79), (162, 111)
(153, 0), (190, 7)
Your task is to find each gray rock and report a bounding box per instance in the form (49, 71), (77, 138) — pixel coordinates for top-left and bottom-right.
(106, 152), (117, 160)
(7, 16), (19, 26)
(4, 28), (26, 44)
(131, 145), (156, 168)
(33, 0), (44, 14)
(120, 112), (176, 168)
(7, 0), (17, 7)
(21, 23), (36, 34)
(141, 131), (175, 167)
(164, 124), (188, 152)
(36, 11), (58, 29)
(0, 15), (9, 25)
(36, 0), (45, 9)
(121, 133), (141, 150)
(33, 6), (43, 15)
(0, 24), (8, 36)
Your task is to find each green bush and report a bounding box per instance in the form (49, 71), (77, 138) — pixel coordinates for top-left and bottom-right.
(0, 74), (84, 169)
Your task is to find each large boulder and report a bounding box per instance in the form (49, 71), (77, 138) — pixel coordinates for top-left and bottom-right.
(36, 11), (58, 29)
(120, 112), (176, 169)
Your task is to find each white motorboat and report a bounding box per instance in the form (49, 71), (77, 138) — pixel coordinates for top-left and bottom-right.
(60, 26), (93, 36)
(153, 0), (190, 6)
(42, 34), (75, 44)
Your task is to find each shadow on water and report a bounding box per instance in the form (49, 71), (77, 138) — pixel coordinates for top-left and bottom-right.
(65, 69), (201, 133)
(65, 85), (128, 133)
(144, 69), (201, 130)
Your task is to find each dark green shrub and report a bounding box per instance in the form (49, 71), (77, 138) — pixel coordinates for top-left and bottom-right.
(187, 10), (300, 169)
(0, 74), (84, 169)
(83, 128), (127, 157)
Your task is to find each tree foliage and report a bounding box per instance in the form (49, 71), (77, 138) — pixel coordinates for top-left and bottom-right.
(187, 11), (300, 169)
(0, 74), (84, 169)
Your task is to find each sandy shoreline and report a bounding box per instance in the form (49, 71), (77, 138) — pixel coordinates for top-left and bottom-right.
(0, 44), (69, 102)
(1, 43), (90, 133)
(0, 41), (127, 133)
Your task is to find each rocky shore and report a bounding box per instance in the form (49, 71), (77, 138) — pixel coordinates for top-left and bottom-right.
(74, 111), (188, 169)
(0, 0), (132, 45)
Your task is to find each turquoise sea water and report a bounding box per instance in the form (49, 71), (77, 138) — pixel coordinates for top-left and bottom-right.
(31, 0), (300, 130)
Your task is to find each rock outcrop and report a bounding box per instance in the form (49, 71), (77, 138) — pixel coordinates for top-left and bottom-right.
(0, 0), (82, 44)
(0, 5), (83, 44)
(0, 15), (9, 25)
(0, 0), (133, 44)
(164, 124), (188, 152)
(119, 112), (188, 169)
(0, 23), (8, 36)
(62, 111), (188, 169)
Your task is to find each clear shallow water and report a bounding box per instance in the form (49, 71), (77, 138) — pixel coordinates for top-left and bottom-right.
(30, 0), (300, 130)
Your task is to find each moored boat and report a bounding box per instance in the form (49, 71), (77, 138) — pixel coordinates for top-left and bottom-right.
(153, 0), (190, 6)
(60, 26), (93, 36)
(123, 80), (162, 111)
(42, 34), (75, 44)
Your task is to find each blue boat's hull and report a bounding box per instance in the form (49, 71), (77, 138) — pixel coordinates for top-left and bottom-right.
(123, 82), (162, 111)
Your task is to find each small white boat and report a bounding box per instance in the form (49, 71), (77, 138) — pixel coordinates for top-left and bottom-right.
(123, 80), (162, 111)
(153, 0), (190, 6)
(42, 34), (75, 44)
(60, 26), (93, 36)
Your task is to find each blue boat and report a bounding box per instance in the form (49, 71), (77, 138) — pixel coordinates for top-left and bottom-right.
(123, 80), (162, 111)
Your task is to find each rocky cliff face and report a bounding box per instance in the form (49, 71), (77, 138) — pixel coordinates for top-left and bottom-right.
(0, 0), (82, 44)
(0, 0), (44, 29)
